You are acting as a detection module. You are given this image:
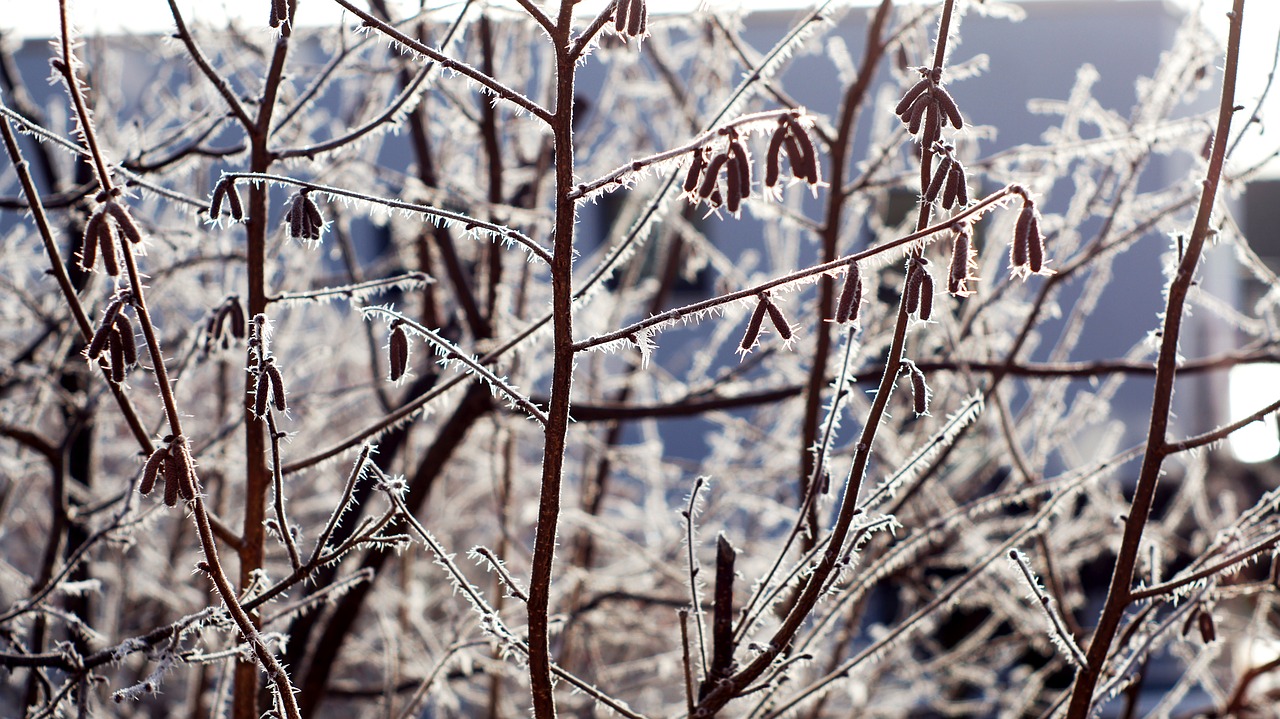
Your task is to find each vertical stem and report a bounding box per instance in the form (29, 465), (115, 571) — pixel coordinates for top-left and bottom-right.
(236, 21), (292, 719)
(1064, 2), (1244, 716)
(528, 5), (571, 717)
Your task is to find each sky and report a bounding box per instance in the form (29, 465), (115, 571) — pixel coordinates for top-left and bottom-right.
(6, 0), (1277, 176)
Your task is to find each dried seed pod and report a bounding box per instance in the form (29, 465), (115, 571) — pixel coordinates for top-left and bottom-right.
(948, 230), (972, 296)
(114, 312), (138, 367)
(724, 155), (743, 214)
(895, 78), (931, 118)
(925, 157), (952, 204)
(389, 321), (410, 382)
(698, 153), (730, 200)
(683, 148), (707, 194)
(764, 121), (787, 189)
(918, 268), (934, 321)
(764, 297), (792, 340)
(905, 361), (930, 416)
(265, 359), (287, 412)
(1027, 213), (1045, 274)
(729, 138), (751, 198)
(106, 202), (143, 244)
(255, 369), (271, 418)
(140, 445), (168, 496)
(740, 296), (769, 353)
(835, 263), (863, 324)
(934, 86), (964, 130)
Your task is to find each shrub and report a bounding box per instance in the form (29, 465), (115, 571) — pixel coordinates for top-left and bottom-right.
(1, 1), (1276, 718)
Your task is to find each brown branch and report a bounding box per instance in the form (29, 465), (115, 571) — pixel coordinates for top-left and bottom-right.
(1065, 3), (1246, 716)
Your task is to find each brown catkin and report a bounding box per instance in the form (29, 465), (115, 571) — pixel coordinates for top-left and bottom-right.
(948, 231), (971, 296)
(288, 199), (305, 240)
(86, 300), (125, 360)
(935, 86), (964, 130)
(106, 202), (143, 244)
(109, 339), (126, 384)
(941, 162), (962, 209)
(1012, 203), (1034, 269)
(389, 322), (410, 381)
(1198, 610), (1216, 643)
(1027, 213), (1044, 273)
(904, 261), (923, 315)
(614, 0), (631, 32)
(271, 0), (288, 28)
(626, 0), (645, 37)
(740, 297), (768, 352)
(265, 360), (287, 412)
(907, 362), (930, 416)
(98, 220), (120, 276)
(895, 78), (931, 117)
(114, 313), (137, 366)
(918, 269), (934, 321)
(730, 139), (750, 198)
(952, 163), (969, 207)
(163, 458), (180, 506)
(226, 183), (244, 221)
(724, 156), (742, 214)
(302, 194), (323, 239)
(255, 370), (270, 418)
(227, 296), (246, 339)
(905, 92), (930, 133)
(209, 182), (226, 220)
(786, 120), (819, 184)
(764, 298), (792, 340)
(79, 211), (103, 271)
(765, 122), (787, 188)
(698, 153), (729, 200)
(140, 446), (167, 495)
(921, 104), (940, 150)
(925, 157), (952, 204)
(683, 149), (706, 194)
(168, 436), (196, 501)
(835, 263), (863, 324)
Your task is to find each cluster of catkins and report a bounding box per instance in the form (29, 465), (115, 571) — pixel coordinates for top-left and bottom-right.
(139, 435), (198, 507)
(682, 116), (821, 215)
(84, 290), (138, 384)
(78, 197), (144, 277)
